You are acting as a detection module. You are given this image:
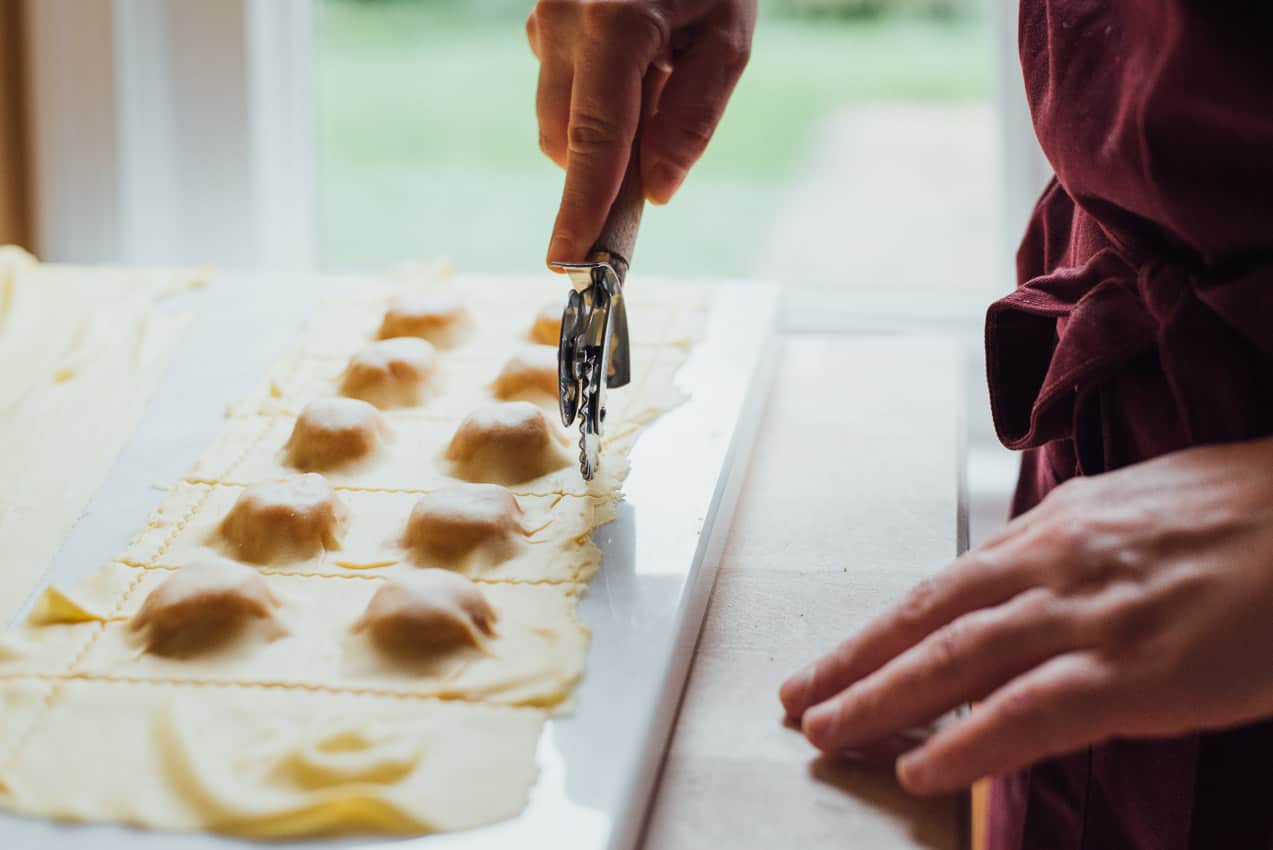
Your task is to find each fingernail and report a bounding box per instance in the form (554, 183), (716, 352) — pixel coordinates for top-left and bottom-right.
(646, 161), (685, 205)
(802, 702), (839, 751)
(897, 751), (929, 793)
(779, 664), (815, 716)
(547, 234), (572, 268)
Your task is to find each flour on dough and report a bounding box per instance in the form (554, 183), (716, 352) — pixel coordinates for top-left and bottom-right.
(125, 482), (606, 582)
(377, 292), (473, 349)
(339, 337), (437, 409)
(402, 483), (524, 567)
(191, 412), (624, 497)
(130, 560), (284, 656)
(0, 271), (707, 840)
(528, 303), (562, 346)
(352, 571), (498, 655)
(491, 345), (558, 401)
(445, 402), (574, 487)
(70, 571), (587, 707)
(284, 398), (388, 471)
(0, 680), (545, 837)
(217, 474), (348, 565)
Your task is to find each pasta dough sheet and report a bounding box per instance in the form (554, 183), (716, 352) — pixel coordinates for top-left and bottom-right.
(122, 483), (610, 582)
(0, 679), (545, 837)
(0, 266), (709, 839)
(227, 344), (682, 426)
(185, 413), (636, 497)
(291, 276), (707, 367)
(0, 567), (588, 708)
(0, 248), (203, 623)
(0, 678), (56, 790)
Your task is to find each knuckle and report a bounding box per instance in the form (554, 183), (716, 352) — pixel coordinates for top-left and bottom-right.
(675, 109), (718, 147)
(657, 113), (717, 166)
(1035, 511), (1112, 591)
(927, 621), (969, 675)
(1049, 475), (1088, 504)
(1052, 512), (1091, 550)
(997, 681), (1050, 734)
(1097, 569), (1207, 660)
(1105, 545), (1148, 579)
(581, 1), (667, 47)
(1016, 586), (1059, 620)
(897, 577), (941, 629)
(853, 681), (886, 720)
(959, 550), (1006, 583)
(527, 2), (578, 60)
(1165, 563), (1215, 598)
(1065, 549), (1119, 592)
(567, 110), (623, 155)
(1093, 590), (1156, 651)
(526, 2), (558, 43)
(706, 27), (752, 73)
(532, 0), (572, 26)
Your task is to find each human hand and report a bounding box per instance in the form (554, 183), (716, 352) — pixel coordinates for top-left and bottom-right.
(780, 436), (1273, 795)
(526, 0), (756, 266)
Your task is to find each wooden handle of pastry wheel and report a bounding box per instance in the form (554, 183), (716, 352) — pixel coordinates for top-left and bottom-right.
(590, 148), (645, 281)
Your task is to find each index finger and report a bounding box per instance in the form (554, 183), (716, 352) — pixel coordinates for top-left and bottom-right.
(779, 543), (1039, 721)
(546, 38), (658, 267)
(896, 652), (1118, 795)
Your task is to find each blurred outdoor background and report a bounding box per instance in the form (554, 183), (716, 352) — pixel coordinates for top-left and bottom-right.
(317, 0), (1001, 299)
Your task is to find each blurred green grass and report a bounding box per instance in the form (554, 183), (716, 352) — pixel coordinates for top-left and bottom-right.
(318, 0), (991, 275)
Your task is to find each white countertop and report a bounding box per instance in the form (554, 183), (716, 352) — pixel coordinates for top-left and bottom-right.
(642, 334), (967, 850)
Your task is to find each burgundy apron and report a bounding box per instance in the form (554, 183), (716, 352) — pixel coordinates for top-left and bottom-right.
(986, 2), (1273, 848)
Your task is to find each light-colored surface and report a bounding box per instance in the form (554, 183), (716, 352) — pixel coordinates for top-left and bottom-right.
(759, 103), (999, 296)
(0, 271), (778, 848)
(0, 249), (199, 624)
(4, 680), (546, 837)
(756, 99), (1019, 561)
(644, 335), (965, 850)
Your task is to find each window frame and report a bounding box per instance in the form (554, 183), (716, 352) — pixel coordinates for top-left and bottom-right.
(20, 1), (1044, 280)
(21, 0), (317, 268)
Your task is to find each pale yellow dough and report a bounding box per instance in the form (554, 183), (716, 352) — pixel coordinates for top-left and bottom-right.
(187, 413), (633, 496)
(445, 401), (576, 487)
(0, 248), (202, 623)
(129, 560), (285, 656)
(340, 337), (438, 409)
(0, 680), (545, 837)
(292, 277), (708, 370)
(353, 571), (499, 654)
(228, 344), (678, 429)
(0, 268), (708, 839)
(0, 678), (56, 790)
(2, 567), (587, 707)
(62, 567), (588, 707)
(124, 482), (610, 582)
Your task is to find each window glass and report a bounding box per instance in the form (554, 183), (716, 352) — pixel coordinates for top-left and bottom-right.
(318, 0), (994, 293)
